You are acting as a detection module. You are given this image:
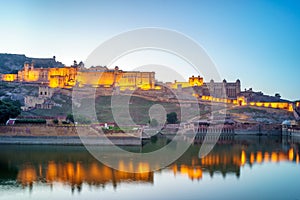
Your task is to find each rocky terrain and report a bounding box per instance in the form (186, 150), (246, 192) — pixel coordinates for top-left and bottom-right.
(0, 53), (64, 74)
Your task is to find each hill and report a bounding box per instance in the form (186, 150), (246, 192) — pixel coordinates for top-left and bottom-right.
(0, 53), (64, 74)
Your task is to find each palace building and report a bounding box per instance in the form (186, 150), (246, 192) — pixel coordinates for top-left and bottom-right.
(1, 61), (241, 98)
(3, 62), (156, 90)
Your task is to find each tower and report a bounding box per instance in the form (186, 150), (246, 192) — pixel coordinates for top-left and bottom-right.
(24, 61), (30, 71)
(236, 79), (241, 95)
(30, 61), (34, 70)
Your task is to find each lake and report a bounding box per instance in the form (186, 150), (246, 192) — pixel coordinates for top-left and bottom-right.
(0, 135), (300, 200)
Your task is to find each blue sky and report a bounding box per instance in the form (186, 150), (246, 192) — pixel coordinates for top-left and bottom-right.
(0, 0), (299, 100)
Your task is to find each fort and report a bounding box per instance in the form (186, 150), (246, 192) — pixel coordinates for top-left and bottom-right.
(2, 61), (155, 90)
(0, 61), (298, 113)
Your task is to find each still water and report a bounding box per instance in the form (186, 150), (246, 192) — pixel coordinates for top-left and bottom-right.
(0, 135), (300, 200)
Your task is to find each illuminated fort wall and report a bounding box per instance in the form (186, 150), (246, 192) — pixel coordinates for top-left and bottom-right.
(201, 95), (293, 111)
(167, 75), (204, 89)
(13, 63), (155, 90)
(0, 62), (296, 112)
(48, 67), (77, 88)
(1, 73), (17, 81)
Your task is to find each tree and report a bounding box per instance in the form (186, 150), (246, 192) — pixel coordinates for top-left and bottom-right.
(0, 99), (21, 124)
(166, 112), (178, 124)
(66, 114), (74, 123)
(52, 118), (59, 124)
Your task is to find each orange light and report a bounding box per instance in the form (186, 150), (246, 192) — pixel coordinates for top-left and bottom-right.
(288, 148), (294, 161)
(17, 165), (37, 186)
(256, 152), (263, 164)
(241, 150), (246, 166)
(250, 153), (255, 164)
(271, 152), (278, 163)
(138, 162), (150, 173)
(264, 152), (270, 163)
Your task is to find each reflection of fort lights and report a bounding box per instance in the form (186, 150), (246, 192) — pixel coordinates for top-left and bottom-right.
(17, 161), (153, 189)
(288, 148), (294, 161)
(250, 153), (255, 164)
(46, 162), (57, 182)
(241, 150), (246, 166)
(179, 165), (202, 180)
(66, 162), (75, 179)
(271, 152), (278, 163)
(138, 162), (150, 173)
(17, 165), (37, 186)
(264, 152), (270, 163)
(256, 152), (263, 164)
(278, 152), (286, 162)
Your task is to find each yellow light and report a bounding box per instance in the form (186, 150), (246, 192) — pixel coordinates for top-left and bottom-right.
(288, 104), (293, 112)
(256, 152), (263, 164)
(288, 148), (294, 161)
(271, 152), (278, 163)
(241, 150), (246, 166)
(2, 74), (17, 81)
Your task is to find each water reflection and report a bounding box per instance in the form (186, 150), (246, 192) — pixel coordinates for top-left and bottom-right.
(16, 161), (153, 192)
(0, 135), (299, 193)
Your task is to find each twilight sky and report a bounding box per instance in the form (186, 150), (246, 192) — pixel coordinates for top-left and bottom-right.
(0, 0), (299, 100)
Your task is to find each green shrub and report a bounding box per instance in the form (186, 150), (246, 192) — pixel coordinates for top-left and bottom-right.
(15, 119), (46, 124)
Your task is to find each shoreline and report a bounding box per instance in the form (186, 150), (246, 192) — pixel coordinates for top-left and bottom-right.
(0, 135), (142, 146)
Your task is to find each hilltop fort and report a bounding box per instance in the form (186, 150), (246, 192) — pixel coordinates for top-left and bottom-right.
(1, 60), (298, 113)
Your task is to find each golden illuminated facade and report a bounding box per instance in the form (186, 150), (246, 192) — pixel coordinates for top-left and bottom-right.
(189, 75), (204, 86)
(1, 73), (17, 81)
(0, 62), (297, 112)
(77, 66), (155, 90)
(9, 62), (155, 90)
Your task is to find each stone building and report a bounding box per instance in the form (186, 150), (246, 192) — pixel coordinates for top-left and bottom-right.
(10, 62), (156, 90)
(22, 86), (54, 111)
(195, 79), (241, 99)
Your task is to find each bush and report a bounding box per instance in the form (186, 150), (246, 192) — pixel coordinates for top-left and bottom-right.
(15, 119), (46, 124)
(167, 112), (178, 124)
(66, 114), (74, 123)
(52, 118), (59, 124)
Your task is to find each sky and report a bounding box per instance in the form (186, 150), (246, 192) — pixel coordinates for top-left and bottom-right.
(0, 0), (299, 100)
